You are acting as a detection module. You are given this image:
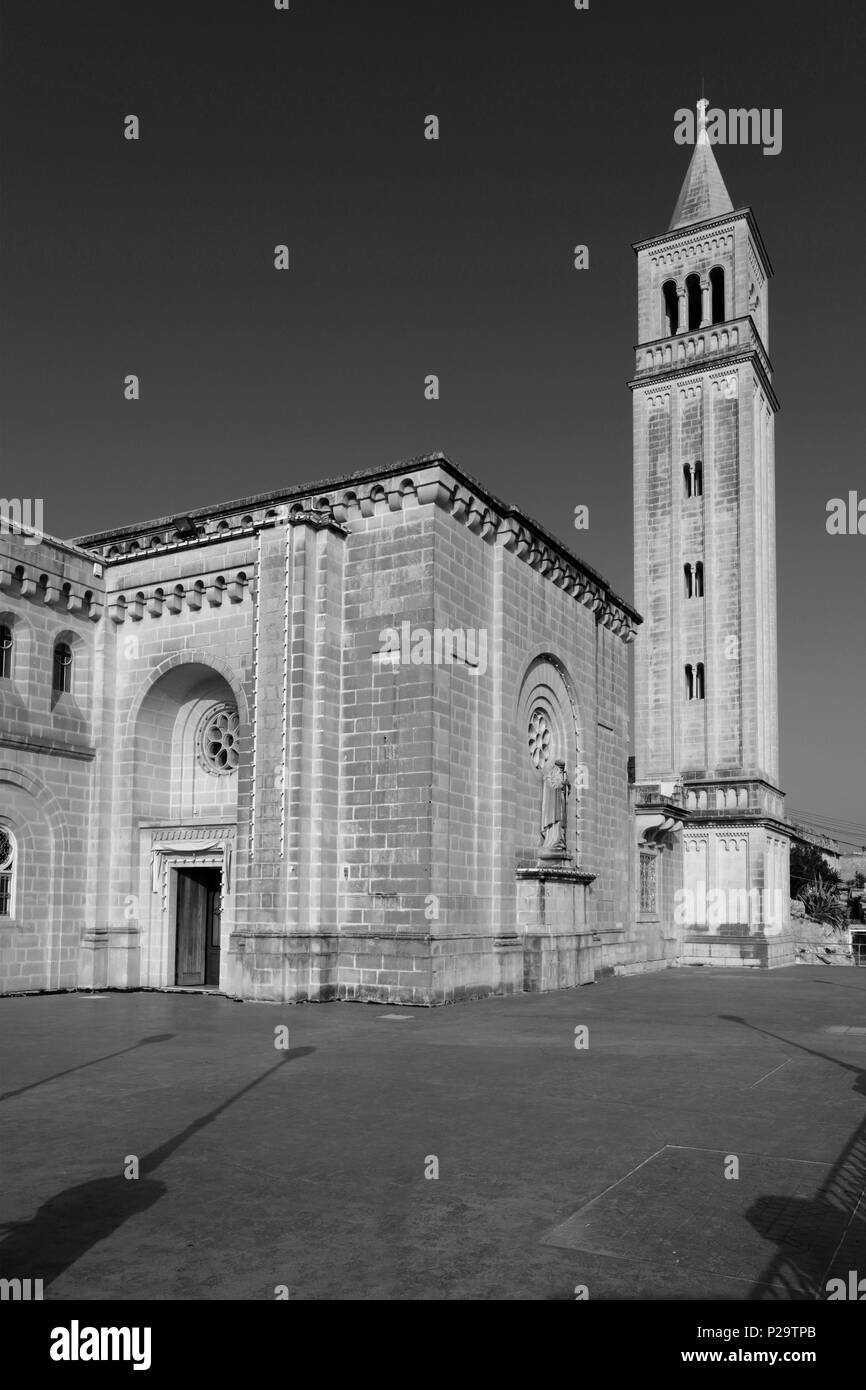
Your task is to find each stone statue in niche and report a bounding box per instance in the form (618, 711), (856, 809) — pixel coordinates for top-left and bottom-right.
(540, 759), (571, 859)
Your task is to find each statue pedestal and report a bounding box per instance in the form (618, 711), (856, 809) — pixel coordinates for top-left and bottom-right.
(515, 864), (599, 991)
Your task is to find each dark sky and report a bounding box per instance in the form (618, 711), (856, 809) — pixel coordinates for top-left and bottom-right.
(1, 0), (863, 829)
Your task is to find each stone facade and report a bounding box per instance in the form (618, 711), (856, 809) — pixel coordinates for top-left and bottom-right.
(0, 455), (658, 1004)
(630, 103), (793, 968)
(0, 535), (97, 994)
(0, 107), (798, 996)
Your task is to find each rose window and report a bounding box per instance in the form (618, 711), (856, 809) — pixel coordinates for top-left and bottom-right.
(198, 704), (240, 775)
(528, 709), (552, 769)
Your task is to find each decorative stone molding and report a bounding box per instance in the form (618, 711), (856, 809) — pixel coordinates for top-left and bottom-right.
(76, 460), (640, 641)
(747, 243), (766, 292)
(107, 571), (250, 624)
(711, 373), (739, 400)
(197, 703), (240, 775)
(0, 732), (97, 761)
(716, 830), (750, 850)
(149, 826), (236, 915)
(86, 506), (342, 562)
(527, 708), (552, 771)
(0, 565), (101, 621)
(634, 207), (772, 280)
(685, 784), (749, 812)
(632, 335), (777, 411)
(515, 864), (596, 885)
(647, 232), (734, 270)
(637, 811), (685, 845)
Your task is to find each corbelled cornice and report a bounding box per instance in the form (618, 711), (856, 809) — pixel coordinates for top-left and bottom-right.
(74, 456), (641, 641)
(0, 562), (102, 622)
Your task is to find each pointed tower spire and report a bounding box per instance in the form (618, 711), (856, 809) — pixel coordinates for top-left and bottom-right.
(669, 98), (734, 230)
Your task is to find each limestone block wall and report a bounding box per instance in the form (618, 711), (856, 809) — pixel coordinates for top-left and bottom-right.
(4, 457), (645, 1003)
(87, 532), (257, 989)
(634, 369), (780, 789)
(634, 386), (674, 779)
(420, 503), (633, 949)
(0, 757), (91, 993)
(705, 372), (742, 773)
(336, 496), (436, 943)
(0, 530), (100, 993)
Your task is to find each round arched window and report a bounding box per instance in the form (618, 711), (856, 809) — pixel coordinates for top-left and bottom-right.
(53, 641), (73, 695)
(197, 704), (240, 775)
(0, 826), (16, 918)
(0, 625), (13, 680)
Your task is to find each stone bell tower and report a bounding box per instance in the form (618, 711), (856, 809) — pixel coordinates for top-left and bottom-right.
(631, 99), (792, 966)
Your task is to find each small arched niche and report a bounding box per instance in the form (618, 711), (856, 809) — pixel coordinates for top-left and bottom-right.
(132, 662), (243, 826)
(516, 655), (582, 864)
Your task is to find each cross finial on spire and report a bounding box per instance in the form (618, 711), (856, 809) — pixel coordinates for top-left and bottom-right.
(697, 96), (709, 145)
(669, 94), (733, 229)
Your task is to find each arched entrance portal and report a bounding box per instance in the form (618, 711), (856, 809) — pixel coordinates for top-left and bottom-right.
(131, 663), (241, 990)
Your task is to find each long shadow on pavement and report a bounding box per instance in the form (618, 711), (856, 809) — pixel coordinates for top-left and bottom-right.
(0, 1034), (175, 1103)
(0, 1046), (314, 1289)
(719, 1016), (866, 1300)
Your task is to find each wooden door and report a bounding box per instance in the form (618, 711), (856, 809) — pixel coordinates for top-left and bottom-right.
(205, 880), (221, 987)
(175, 868), (220, 986)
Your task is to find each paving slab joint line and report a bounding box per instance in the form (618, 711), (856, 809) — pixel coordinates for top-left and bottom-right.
(664, 1143), (831, 1163)
(748, 1057), (793, 1088)
(546, 1144), (669, 1222)
(818, 1186), (866, 1293)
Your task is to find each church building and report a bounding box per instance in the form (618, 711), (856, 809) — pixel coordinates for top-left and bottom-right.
(0, 102), (792, 1003)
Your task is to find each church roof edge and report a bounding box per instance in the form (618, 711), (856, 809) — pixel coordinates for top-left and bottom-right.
(71, 451), (642, 627)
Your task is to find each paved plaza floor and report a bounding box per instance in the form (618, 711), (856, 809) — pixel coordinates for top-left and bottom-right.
(2, 965), (865, 1300)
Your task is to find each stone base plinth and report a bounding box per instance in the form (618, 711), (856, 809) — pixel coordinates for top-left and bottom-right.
(515, 863), (599, 992)
(683, 928), (796, 969)
(515, 863), (595, 928)
(226, 930), (525, 1006)
(226, 931), (339, 1003)
(522, 933), (604, 992)
(79, 927), (143, 991)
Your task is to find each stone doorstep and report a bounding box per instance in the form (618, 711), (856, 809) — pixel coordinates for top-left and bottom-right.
(159, 986), (224, 996)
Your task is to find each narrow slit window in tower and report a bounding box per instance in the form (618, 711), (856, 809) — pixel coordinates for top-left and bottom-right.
(710, 267), (725, 325)
(686, 274), (702, 331)
(53, 641), (73, 696)
(0, 625), (12, 680)
(662, 280), (678, 336)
